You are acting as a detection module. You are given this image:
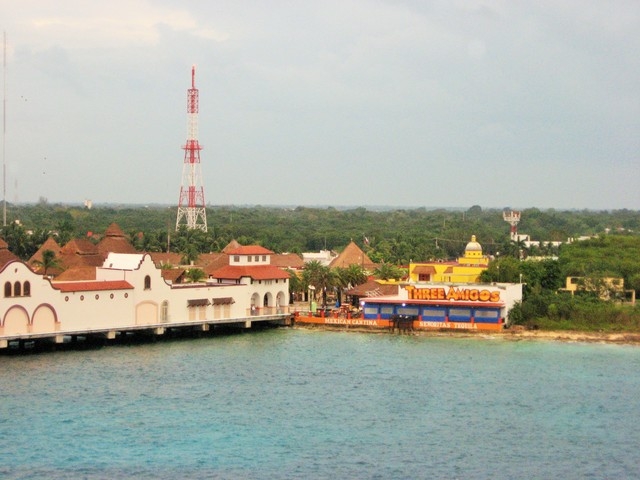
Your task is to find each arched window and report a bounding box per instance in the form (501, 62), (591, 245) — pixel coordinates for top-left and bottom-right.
(4, 281), (11, 297)
(14, 281), (21, 297)
(23, 281), (31, 296)
(144, 275), (151, 290)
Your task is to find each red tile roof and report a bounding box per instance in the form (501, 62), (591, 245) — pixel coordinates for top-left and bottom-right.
(210, 265), (290, 280)
(346, 279), (399, 297)
(52, 280), (133, 292)
(61, 238), (99, 255)
(225, 245), (274, 256)
(104, 223), (126, 237)
(202, 254), (231, 276)
(270, 253), (304, 269)
(329, 241), (376, 269)
(148, 252), (183, 268)
(96, 223), (137, 256)
(57, 238), (103, 269)
(29, 237), (62, 263)
(161, 268), (186, 283)
(221, 239), (242, 253)
(53, 266), (97, 281)
(412, 265), (437, 275)
(197, 252), (226, 269)
(97, 237), (137, 255)
(0, 242), (19, 268)
(59, 251), (104, 269)
(0, 250), (19, 268)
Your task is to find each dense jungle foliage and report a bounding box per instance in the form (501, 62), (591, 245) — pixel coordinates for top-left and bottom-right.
(2, 203), (639, 331)
(2, 202), (639, 260)
(481, 235), (640, 331)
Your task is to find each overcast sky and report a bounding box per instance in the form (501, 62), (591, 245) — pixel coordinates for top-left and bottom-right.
(2, 1), (639, 210)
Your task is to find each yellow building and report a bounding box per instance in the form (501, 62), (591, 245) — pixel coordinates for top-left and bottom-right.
(409, 235), (489, 284)
(560, 276), (636, 304)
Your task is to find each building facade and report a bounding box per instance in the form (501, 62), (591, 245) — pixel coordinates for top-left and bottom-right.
(0, 249), (290, 348)
(408, 235), (490, 284)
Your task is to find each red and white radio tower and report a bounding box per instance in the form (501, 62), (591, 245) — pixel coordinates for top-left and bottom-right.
(503, 209), (521, 240)
(176, 65), (208, 232)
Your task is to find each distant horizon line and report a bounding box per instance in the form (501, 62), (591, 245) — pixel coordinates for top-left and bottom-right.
(3, 201), (638, 213)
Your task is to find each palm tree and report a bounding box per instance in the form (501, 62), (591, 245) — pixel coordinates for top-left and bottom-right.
(180, 245), (200, 266)
(339, 264), (368, 288)
(334, 264), (368, 307)
(185, 268), (206, 283)
(286, 268), (302, 303)
(301, 260), (323, 290)
(32, 249), (62, 277)
(500, 238), (528, 259)
(302, 261), (337, 307)
(373, 262), (403, 281)
(1, 221), (33, 259)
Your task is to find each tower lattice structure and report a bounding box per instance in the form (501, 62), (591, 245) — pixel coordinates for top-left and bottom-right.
(502, 210), (521, 240)
(176, 66), (207, 232)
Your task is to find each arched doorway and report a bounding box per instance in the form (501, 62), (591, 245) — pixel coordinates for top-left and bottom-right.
(263, 293), (271, 307)
(32, 304), (57, 334)
(276, 291), (286, 313)
(3, 306), (30, 335)
(135, 301), (158, 325)
(250, 292), (261, 315)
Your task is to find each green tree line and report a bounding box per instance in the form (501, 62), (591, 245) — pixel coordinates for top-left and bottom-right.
(481, 235), (640, 331)
(2, 203), (639, 331)
(2, 203), (639, 263)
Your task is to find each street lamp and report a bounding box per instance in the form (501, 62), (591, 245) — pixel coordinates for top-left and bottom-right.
(308, 285), (315, 313)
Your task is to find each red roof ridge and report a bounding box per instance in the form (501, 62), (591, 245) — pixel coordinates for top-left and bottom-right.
(210, 264), (289, 280)
(52, 279), (133, 292)
(104, 223), (126, 237)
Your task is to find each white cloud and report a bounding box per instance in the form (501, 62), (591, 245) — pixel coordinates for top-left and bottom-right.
(1, 0), (638, 208)
(8, 0), (229, 53)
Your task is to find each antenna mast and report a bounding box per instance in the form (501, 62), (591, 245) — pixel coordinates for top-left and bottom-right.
(175, 65), (207, 232)
(502, 210), (521, 241)
(2, 32), (6, 227)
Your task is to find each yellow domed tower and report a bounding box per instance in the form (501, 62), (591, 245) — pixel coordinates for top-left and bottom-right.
(408, 234), (490, 283)
(458, 235), (487, 266)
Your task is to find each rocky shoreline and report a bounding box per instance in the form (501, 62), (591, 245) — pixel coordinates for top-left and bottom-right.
(293, 324), (640, 345)
(498, 328), (640, 345)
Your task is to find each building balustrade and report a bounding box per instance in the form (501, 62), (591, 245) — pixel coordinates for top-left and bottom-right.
(247, 306), (291, 316)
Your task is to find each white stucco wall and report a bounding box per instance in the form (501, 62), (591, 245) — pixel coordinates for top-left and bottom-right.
(0, 254), (290, 342)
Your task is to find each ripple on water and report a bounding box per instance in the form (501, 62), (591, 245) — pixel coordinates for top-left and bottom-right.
(1, 329), (640, 479)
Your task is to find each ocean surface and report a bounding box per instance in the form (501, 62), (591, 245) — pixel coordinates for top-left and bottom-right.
(1, 328), (639, 479)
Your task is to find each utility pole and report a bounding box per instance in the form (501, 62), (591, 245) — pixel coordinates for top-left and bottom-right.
(2, 31), (7, 227)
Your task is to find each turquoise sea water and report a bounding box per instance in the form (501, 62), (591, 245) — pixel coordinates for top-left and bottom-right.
(1, 329), (639, 479)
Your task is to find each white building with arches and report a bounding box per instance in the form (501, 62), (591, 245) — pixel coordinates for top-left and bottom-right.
(208, 245), (290, 315)
(0, 246), (290, 347)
